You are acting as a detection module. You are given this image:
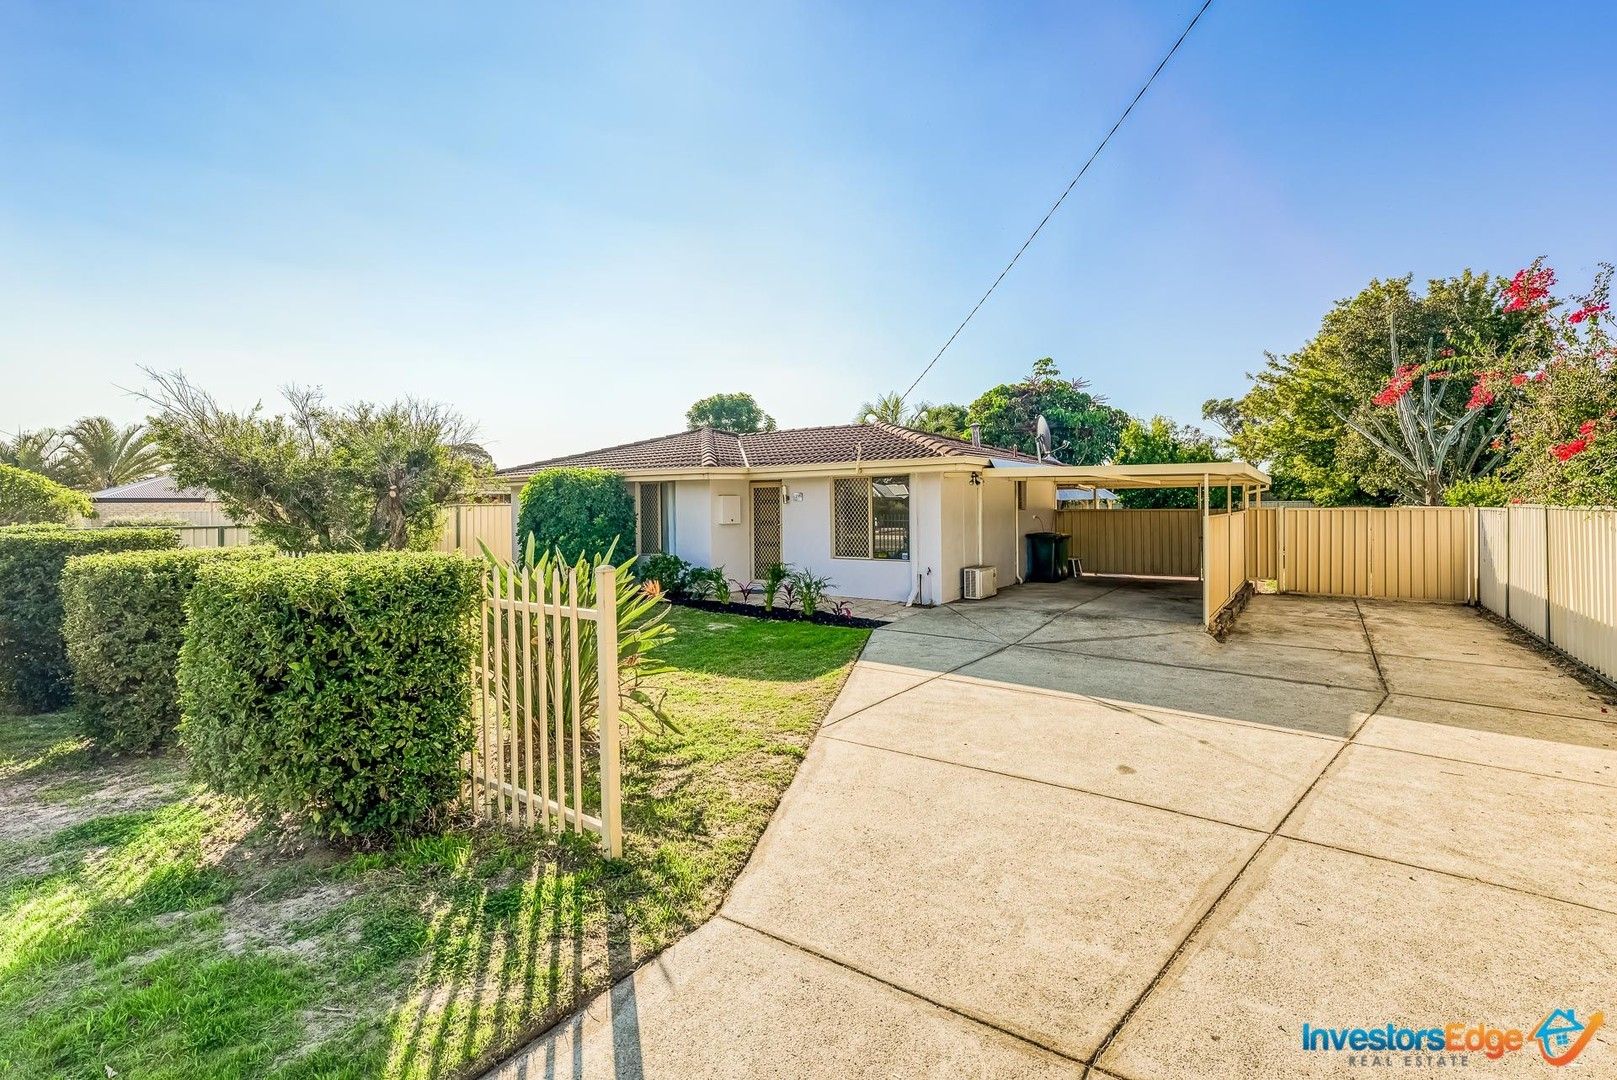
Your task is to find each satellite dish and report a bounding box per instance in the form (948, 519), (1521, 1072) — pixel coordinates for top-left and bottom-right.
(1035, 415), (1053, 460)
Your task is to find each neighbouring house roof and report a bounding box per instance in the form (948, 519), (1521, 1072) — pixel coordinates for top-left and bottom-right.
(1057, 487), (1118, 502)
(91, 474), (217, 503)
(495, 422), (1045, 480)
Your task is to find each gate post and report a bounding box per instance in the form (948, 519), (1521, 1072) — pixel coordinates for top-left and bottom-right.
(595, 564), (623, 858)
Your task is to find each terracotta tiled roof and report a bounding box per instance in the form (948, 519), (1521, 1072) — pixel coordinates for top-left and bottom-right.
(495, 422), (1041, 478)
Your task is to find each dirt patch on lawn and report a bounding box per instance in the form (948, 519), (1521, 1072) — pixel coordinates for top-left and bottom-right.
(219, 881), (363, 957)
(0, 756), (187, 847)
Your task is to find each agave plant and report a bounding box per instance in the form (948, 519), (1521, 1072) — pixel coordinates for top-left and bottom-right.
(479, 537), (676, 735)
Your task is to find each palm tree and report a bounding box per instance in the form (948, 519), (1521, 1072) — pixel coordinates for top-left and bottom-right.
(854, 391), (920, 426)
(0, 428), (69, 482)
(59, 417), (165, 490)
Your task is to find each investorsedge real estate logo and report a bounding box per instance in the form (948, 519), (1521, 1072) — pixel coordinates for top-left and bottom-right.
(1300, 1009), (1604, 1068)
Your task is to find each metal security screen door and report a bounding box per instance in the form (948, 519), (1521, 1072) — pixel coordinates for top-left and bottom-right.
(751, 484), (782, 577)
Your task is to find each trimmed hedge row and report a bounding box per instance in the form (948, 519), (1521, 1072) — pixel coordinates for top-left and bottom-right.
(0, 528), (179, 712)
(179, 552), (480, 839)
(63, 546), (276, 752)
(0, 463), (93, 526)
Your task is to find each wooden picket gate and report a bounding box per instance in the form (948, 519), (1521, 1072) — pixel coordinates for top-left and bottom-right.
(468, 560), (622, 856)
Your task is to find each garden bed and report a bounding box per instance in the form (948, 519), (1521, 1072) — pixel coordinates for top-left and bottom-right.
(667, 596), (888, 629)
(0, 608), (868, 1080)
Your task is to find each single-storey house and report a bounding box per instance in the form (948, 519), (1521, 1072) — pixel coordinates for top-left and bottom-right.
(495, 421), (1269, 607)
(90, 474), (235, 526)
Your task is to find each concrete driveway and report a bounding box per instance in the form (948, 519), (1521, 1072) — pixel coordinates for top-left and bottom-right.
(492, 579), (1617, 1079)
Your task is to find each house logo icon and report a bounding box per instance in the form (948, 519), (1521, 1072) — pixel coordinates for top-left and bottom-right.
(1533, 1008), (1604, 1066)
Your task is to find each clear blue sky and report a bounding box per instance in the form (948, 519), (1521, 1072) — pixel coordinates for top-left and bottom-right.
(3, 1), (1614, 466)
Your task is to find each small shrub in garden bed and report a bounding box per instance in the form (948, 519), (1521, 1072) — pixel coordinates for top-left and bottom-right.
(62, 545), (276, 752)
(0, 527), (179, 713)
(636, 552), (694, 597)
(179, 551), (480, 840)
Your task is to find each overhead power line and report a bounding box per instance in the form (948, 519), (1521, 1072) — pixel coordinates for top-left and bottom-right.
(900, 0), (1216, 405)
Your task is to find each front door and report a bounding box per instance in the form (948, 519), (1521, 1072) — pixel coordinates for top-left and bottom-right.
(751, 484), (782, 579)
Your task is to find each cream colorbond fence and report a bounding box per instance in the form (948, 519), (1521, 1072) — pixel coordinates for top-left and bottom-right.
(1248, 507), (1278, 580)
(438, 503), (514, 562)
(1203, 510), (1249, 625)
(470, 560), (622, 855)
(1478, 505), (1617, 684)
(1264, 506), (1473, 602)
(1056, 508), (1201, 577)
(171, 525), (257, 548)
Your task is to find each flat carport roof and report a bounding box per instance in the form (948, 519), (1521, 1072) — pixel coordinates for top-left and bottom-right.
(991, 461), (1270, 491)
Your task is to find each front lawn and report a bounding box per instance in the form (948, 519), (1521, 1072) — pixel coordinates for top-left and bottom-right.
(0, 608), (867, 1080)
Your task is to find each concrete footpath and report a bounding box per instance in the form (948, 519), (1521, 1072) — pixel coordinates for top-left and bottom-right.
(489, 581), (1617, 1079)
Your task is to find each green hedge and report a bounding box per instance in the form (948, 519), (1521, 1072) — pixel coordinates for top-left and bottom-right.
(179, 552), (480, 838)
(0, 528), (180, 713)
(0, 463), (93, 526)
(517, 468), (635, 561)
(62, 546), (276, 752)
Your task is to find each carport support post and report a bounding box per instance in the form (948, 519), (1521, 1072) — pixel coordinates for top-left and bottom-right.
(1199, 473), (1209, 581)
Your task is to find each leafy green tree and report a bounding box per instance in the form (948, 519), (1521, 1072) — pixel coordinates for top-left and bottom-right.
(516, 468), (636, 560)
(965, 358), (1129, 463)
(144, 370), (484, 552)
(910, 402), (969, 439)
(59, 417), (165, 491)
(686, 392), (776, 432)
(1113, 417), (1229, 508)
(1228, 272), (1539, 505)
(1442, 475), (1511, 506)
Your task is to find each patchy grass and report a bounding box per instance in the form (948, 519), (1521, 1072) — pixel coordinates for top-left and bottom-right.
(0, 608), (867, 1079)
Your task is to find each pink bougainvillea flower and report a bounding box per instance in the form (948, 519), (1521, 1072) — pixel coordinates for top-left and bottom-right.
(1437, 346), (1456, 358)
(1578, 419), (1598, 437)
(1373, 365), (1418, 407)
(1502, 266), (1556, 311)
(1490, 437), (1505, 451)
(1466, 375), (1497, 410)
(1568, 302), (1608, 324)
(1510, 373), (1529, 387)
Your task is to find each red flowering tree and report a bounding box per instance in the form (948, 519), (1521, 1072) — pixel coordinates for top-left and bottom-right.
(1502, 263), (1615, 505)
(1340, 259), (1617, 504)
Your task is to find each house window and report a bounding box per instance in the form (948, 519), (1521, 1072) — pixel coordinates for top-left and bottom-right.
(832, 475), (909, 560)
(637, 482), (668, 554)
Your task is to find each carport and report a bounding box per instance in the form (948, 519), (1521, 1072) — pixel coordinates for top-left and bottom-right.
(987, 461), (1270, 631)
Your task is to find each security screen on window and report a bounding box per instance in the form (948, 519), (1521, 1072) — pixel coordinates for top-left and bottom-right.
(833, 475), (909, 560)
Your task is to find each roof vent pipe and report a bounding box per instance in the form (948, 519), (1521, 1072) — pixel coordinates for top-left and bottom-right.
(969, 423), (982, 448)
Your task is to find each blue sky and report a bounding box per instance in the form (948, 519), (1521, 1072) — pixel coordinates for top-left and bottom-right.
(3, 1), (1614, 466)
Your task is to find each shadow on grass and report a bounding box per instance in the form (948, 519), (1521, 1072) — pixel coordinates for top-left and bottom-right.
(376, 832), (665, 1080)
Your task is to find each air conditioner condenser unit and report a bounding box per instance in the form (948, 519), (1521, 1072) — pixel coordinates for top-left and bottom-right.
(962, 564), (997, 600)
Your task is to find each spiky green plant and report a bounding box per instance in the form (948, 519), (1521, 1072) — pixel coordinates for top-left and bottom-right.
(480, 537), (675, 735)
(761, 561), (792, 612)
(789, 568), (834, 618)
